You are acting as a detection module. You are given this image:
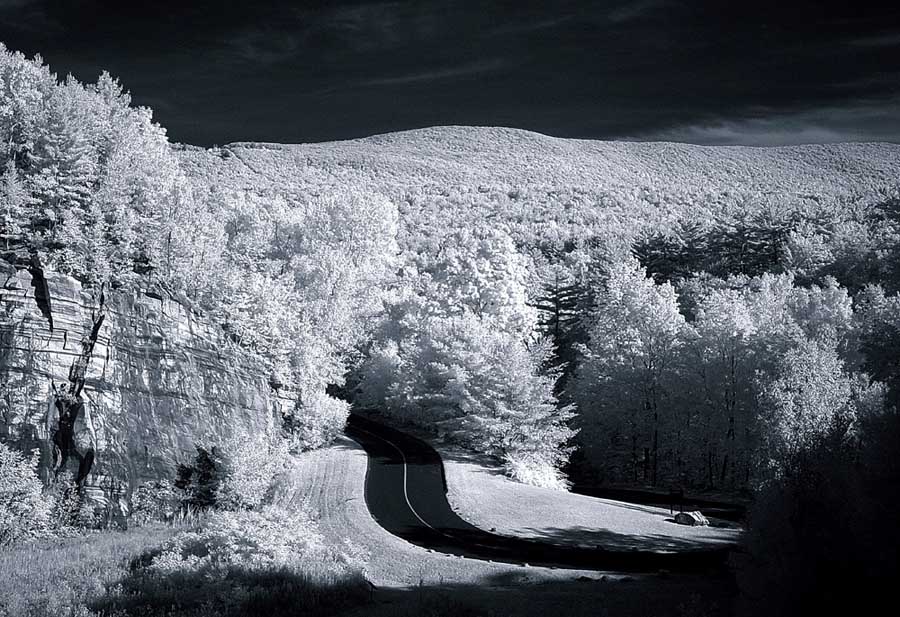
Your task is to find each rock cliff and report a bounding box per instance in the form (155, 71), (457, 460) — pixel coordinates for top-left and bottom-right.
(0, 259), (282, 512)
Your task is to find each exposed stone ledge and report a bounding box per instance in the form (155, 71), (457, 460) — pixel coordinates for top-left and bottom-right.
(0, 261), (289, 512)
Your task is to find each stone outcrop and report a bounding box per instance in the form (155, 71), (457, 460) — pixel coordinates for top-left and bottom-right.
(0, 260), (284, 512)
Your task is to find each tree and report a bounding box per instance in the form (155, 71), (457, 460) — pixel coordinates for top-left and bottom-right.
(572, 257), (688, 486)
(854, 284), (900, 408)
(530, 256), (587, 390)
(632, 221), (707, 285)
(755, 338), (861, 477)
(707, 212), (791, 277)
(174, 446), (221, 510)
(0, 444), (53, 545)
(0, 159), (28, 256)
(690, 286), (758, 488)
(356, 227), (575, 487)
(738, 338), (889, 616)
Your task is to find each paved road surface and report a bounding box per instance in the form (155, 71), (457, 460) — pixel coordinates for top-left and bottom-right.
(345, 413), (735, 573)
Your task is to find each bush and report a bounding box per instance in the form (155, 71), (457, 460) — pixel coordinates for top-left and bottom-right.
(0, 442), (53, 545)
(130, 480), (178, 526)
(146, 505), (358, 577)
(282, 392), (350, 452)
(44, 474), (98, 531)
(171, 432), (291, 514)
(502, 450), (571, 490)
(215, 430), (289, 510)
(96, 505), (370, 617)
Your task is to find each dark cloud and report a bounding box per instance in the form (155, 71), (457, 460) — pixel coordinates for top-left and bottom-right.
(1, 1), (898, 146)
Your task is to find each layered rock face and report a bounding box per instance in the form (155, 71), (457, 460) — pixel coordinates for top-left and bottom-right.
(0, 260), (281, 508)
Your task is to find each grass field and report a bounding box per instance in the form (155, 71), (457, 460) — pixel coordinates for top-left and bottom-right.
(0, 525), (177, 617)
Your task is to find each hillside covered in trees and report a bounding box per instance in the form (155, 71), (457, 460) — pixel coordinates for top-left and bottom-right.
(182, 116), (900, 490)
(2, 44), (900, 614)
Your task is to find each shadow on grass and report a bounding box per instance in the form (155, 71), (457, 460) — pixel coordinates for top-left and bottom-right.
(91, 559), (371, 617)
(438, 446), (507, 478)
(509, 524), (741, 553)
(343, 570), (736, 617)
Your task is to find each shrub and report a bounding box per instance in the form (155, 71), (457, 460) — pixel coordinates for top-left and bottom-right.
(0, 442), (53, 545)
(44, 474), (97, 531)
(502, 450), (571, 490)
(172, 431), (291, 513)
(146, 505), (357, 577)
(130, 480), (178, 526)
(282, 392), (350, 452)
(95, 505), (370, 617)
(215, 430), (289, 510)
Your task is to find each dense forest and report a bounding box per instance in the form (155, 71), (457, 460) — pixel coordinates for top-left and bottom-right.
(2, 45), (900, 614)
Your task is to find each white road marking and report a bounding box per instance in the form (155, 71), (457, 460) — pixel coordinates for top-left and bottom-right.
(350, 423), (455, 539)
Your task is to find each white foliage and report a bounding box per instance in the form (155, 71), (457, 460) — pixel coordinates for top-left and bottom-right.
(148, 505), (365, 578)
(358, 226), (575, 480)
(0, 444), (53, 545)
(215, 428), (289, 510)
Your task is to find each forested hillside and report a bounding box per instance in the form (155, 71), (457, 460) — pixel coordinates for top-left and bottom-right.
(180, 102), (900, 615)
(182, 115), (900, 488)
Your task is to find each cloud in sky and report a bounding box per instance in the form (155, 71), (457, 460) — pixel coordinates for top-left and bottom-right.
(608, 0), (668, 24)
(637, 98), (900, 146)
(849, 32), (900, 48)
(346, 58), (510, 90)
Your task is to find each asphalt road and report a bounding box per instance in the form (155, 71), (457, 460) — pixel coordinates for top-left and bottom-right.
(345, 413), (735, 573)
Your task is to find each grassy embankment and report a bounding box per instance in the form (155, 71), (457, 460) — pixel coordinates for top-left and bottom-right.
(1, 434), (738, 617)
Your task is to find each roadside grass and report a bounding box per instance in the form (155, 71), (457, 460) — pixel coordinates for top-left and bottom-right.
(0, 434), (738, 617)
(435, 441), (742, 551)
(0, 510), (370, 617)
(95, 504), (370, 617)
(0, 474), (371, 617)
(340, 575), (733, 617)
(0, 524), (177, 617)
(95, 564), (369, 617)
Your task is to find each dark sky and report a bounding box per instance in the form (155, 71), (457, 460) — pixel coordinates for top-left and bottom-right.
(1, 0), (899, 146)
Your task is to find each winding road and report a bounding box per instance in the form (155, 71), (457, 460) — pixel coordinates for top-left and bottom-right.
(345, 413), (735, 573)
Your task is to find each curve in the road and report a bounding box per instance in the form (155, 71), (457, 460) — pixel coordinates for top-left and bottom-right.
(345, 413), (735, 573)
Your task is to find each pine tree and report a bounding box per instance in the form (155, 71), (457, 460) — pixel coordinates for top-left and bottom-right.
(175, 446), (221, 510)
(632, 221), (707, 285)
(531, 261), (585, 389)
